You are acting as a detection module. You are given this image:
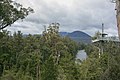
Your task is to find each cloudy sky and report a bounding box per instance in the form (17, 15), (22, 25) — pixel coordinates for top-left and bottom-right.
(7, 0), (118, 36)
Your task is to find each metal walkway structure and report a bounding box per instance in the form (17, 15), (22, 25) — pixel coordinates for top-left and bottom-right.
(92, 36), (120, 43)
(92, 23), (120, 43)
(92, 23), (120, 58)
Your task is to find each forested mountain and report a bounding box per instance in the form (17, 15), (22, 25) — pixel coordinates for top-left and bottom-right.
(59, 32), (68, 37)
(59, 31), (92, 44)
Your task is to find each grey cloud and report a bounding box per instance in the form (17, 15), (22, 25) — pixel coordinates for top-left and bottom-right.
(7, 0), (118, 36)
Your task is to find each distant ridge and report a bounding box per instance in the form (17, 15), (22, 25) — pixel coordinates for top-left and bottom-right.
(59, 31), (92, 44)
(59, 32), (68, 37)
(23, 31), (92, 44)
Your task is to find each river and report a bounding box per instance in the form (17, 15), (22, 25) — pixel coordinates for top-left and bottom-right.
(76, 50), (87, 61)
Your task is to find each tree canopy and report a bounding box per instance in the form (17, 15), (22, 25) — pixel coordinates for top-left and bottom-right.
(0, 0), (33, 30)
(0, 24), (120, 80)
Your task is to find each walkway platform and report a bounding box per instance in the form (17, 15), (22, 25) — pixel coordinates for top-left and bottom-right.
(92, 36), (120, 43)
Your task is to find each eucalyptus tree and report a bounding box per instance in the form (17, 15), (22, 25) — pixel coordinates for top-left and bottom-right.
(0, 0), (33, 30)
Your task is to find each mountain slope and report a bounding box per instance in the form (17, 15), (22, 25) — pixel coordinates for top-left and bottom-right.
(60, 31), (92, 44)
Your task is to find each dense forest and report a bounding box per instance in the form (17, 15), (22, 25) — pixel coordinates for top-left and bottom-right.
(0, 25), (120, 80)
(0, 25), (79, 80)
(1, 0), (120, 80)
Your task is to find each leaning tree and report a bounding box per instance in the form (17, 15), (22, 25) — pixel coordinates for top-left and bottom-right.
(0, 0), (33, 30)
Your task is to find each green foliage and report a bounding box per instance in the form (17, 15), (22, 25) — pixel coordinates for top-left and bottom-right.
(0, 27), (120, 80)
(1, 0), (120, 79)
(1, 28), (120, 80)
(41, 57), (58, 80)
(92, 31), (101, 40)
(0, 23), (80, 80)
(0, 0), (33, 30)
(81, 41), (120, 80)
(1, 69), (33, 80)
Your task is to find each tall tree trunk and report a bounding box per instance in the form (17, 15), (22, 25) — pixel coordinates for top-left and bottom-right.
(117, 14), (120, 39)
(116, 0), (120, 39)
(37, 63), (40, 80)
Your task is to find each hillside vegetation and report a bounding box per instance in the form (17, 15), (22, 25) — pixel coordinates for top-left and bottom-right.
(0, 0), (120, 79)
(0, 25), (120, 80)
